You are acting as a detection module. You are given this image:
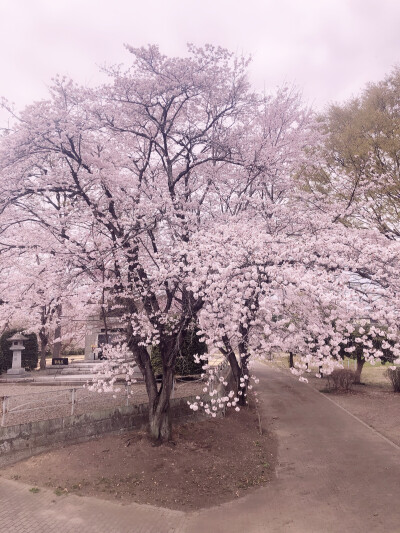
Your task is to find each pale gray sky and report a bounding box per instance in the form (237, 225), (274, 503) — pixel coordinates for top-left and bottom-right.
(1, 0), (399, 122)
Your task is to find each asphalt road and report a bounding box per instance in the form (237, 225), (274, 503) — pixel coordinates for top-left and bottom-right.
(0, 363), (399, 532)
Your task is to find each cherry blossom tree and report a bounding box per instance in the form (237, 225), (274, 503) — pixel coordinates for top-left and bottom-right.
(0, 44), (399, 442)
(0, 245), (92, 368)
(184, 205), (400, 415)
(0, 45), (255, 440)
(183, 83), (400, 408)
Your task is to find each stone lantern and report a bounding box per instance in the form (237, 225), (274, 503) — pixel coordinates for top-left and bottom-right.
(7, 333), (29, 375)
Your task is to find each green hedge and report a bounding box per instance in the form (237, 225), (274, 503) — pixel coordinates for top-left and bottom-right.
(0, 329), (39, 373)
(151, 326), (207, 377)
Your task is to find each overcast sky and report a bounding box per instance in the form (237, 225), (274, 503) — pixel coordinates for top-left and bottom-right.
(1, 0), (399, 124)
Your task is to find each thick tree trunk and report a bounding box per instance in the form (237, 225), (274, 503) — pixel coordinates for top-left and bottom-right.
(289, 352), (294, 368)
(227, 349), (241, 384)
(39, 331), (48, 370)
(39, 307), (48, 370)
(125, 291), (200, 442)
(52, 304), (62, 358)
(128, 333), (174, 442)
(221, 336), (249, 406)
(238, 358), (249, 406)
(149, 368), (174, 442)
(354, 354), (365, 384)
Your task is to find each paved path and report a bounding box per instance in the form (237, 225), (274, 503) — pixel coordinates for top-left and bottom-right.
(0, 364), (399, 532)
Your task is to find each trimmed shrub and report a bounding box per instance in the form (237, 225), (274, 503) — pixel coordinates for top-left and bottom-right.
(385, 367), (400, 392)
(0, 329), (39, 373)
(151, 326), (208, 377)
(326, 369), (356, 392)
(63, 347), (85, 356)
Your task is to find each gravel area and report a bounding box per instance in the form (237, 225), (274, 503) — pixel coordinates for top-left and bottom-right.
(0, 380), (204, 427)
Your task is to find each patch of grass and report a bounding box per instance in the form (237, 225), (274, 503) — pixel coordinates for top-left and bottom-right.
(237, 475), (265, 489)
(327, 359), (399, 388)
(54, 487), (68, 496)
(97, 476), (111, 486)
(69, 480), (90, 491)
(358, 362), (397, 387)
(263, 354), (290, 370)
(29, 487), (40, 493)
(271, 353), (398, 389)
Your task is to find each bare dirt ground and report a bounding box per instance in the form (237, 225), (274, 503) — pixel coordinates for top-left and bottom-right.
(0, 406), (277, 511)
